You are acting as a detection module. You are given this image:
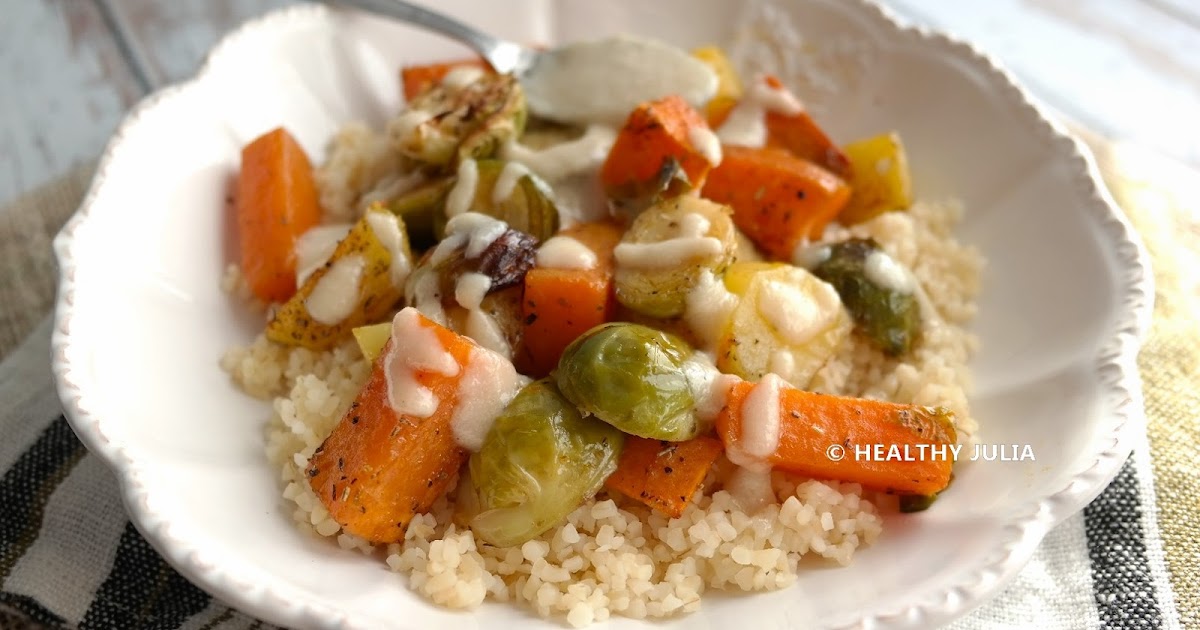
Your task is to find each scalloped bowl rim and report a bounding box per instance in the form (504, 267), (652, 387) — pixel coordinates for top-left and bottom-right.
(50, 1), (1154, 628)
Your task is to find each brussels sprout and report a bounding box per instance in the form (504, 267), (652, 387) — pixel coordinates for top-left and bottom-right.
(462, 379), (624, 547)
(809, 238), (921, 356)
(389, 74), (526, 169)
(383, 177), (454, 251)
(607, 156), (693, 216)
(898, 493), (938, 513)
(433, 159), (559, 242)
(556, 322), (704, 441)
(614, 195), (737, 318)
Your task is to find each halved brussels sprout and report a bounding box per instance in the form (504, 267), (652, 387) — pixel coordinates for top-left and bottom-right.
(809, 238), (921, 356)
(614, 195), (737, 318)
(388, 74), (526, 169)
(899, 493), (938, 513)
(383, 177), (454, 252)
(433, 159), (559, 243)
(462, 379), (624, 547)
(556, 322), (703, 441)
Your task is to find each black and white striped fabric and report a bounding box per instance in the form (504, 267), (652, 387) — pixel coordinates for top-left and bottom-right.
(0, 317), (1181, 628)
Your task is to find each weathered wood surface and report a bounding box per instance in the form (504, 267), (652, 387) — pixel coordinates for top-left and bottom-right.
(2, 0), (1199, 204)
(0, 0), (292, 208)
(0, 0), (143, 207)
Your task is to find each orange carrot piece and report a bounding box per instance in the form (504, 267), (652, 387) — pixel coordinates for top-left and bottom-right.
(716, 380), (957, 495)
(519, 221), (623, 377)
(401, 58), (491, 100)
(605, 436), (724, 518)
(307, 309), (475, 543)
(701, 145), (850, 261)
(762, 76), (853, 179)
(600, 95), (715, 199)
(235, 127), (322, 302)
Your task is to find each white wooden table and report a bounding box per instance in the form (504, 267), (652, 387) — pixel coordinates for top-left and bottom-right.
(2, 0), (1199, 209)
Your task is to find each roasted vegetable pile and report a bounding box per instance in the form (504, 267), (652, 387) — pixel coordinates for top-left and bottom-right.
(232, 48), (955, 548)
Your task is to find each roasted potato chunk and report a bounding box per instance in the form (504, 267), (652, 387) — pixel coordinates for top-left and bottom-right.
(614, 195), (736, 318)
(716, 262), (851, 387)
(266, 205), (414, 349)
(839, 131), (914, 225)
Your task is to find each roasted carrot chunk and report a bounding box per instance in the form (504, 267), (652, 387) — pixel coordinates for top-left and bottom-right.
(401, 58), (491, 100)
(605, 436), (724, 518)
(600, 95), (716, 202)
(519, 221), (623, 377)
(762, 76), (852, 178)
(716, 379), (957, 495)
(235, 127), (322, 302)
(307, 308), (499, 543)
(701, 145), (850, 261)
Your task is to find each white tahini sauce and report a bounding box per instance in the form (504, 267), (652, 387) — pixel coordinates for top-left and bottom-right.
(522, 35), (717, 125)
(614, 213), (723, 269)
(451, 347), (523, 451)
(430, 212), (509, 266)
(791, 242), (831, 270)
(716, 76), (806, 149)
(305, 255), (365, 325)
(739, 373), (783, 460)
(536, 235), (597, 270)
(390, 109), (434, 145)
(454, 272), (512, 358)
(864, 250), (916, 294)
(768, 350), (797, 385)
(454, 272), (492, 310)
(365, 211), (412, 287)
(682, 353), (737, 429)
(445, 158), (479, 218)
(441, 65), (486, 90)
(756, 278), (840, 346)
(688, 126), (723, 167)
(724, 373), (786, 513)
(383, 308), (460, 418)
(357, 171), (425, 211)
(684, 270), (739, 349)
(294, 223), (353, 286)
(501, 125), (617, 182)
(409, 268), (446, 325)
(725, 467), (776, 515)
(492, 161), (531, 205)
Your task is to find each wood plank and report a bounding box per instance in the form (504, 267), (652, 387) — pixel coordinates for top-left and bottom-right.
(886, 0), (1200, 170)
(104, 0), (296, 86)
(0, 0), (144, 207)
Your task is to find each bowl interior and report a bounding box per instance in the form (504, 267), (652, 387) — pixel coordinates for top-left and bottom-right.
(59, 1), (1135, 628)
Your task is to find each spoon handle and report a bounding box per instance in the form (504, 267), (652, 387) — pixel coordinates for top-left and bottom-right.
(328, 0), (535, 74)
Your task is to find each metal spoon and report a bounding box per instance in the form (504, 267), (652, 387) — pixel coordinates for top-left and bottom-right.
(327, 0), (717, 125)
(330, 0), (539, 74)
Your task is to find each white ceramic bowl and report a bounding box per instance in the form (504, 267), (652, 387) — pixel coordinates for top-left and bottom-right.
(51, 1), (1153, 628)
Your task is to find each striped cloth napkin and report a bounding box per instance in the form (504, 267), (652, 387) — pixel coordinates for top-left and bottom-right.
(0, 139), (1192, 628)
